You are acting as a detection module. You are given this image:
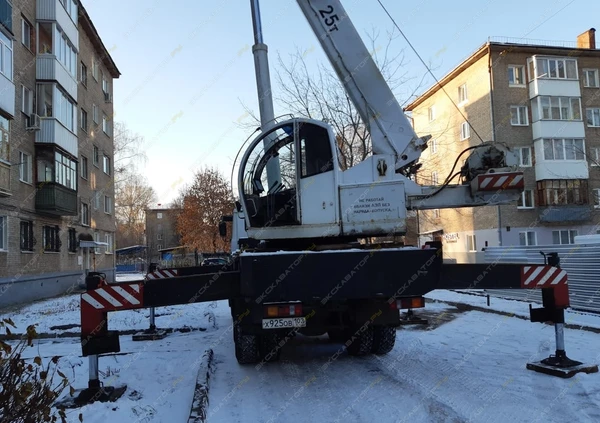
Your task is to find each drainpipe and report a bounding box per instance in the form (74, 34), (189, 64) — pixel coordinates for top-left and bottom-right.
(488, 44), (502, 246)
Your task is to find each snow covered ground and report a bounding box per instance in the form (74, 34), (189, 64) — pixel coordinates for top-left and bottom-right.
(1, 291), (599, 423)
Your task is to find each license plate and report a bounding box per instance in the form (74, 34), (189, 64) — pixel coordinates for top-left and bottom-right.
(262, 317), (306, 330)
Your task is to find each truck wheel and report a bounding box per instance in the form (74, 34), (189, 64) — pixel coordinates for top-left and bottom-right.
(345, 326), (373, 356)
(371, 326), (396, 354)
(259, 332), (281, 363)
(234, 326), (260, 364)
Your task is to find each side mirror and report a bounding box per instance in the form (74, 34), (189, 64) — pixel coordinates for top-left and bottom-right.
(219, 221), (227, 237)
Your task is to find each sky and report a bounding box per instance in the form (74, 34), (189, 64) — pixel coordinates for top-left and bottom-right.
(82, 0), (598, 206)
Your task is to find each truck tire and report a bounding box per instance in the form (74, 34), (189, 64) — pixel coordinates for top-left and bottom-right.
(259, 332), (282, 362)
(371, 326), (396, 354)
(234, 326), (260, 364)
(345, 326), (373, 356)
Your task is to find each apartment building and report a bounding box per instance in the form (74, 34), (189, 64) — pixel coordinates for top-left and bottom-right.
(406, 29), (600, 253)
(145, 208), (181, 262)
(0, 0), (119, 303)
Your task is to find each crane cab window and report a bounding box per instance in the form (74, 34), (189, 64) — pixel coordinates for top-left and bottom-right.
(299, 123), (334, 178)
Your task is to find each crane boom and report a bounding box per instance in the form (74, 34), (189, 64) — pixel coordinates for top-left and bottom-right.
(296, 0), (427, 171)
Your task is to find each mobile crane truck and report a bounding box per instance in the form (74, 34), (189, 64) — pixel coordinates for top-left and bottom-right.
(76, 1), (595, 404)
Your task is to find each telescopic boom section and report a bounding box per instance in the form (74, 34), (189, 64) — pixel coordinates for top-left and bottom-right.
(296, 0), (428, 171)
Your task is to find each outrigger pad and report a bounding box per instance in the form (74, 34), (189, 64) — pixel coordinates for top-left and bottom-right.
(55, 385), (127, 408)
(527, 359), (599, 378)
(132, 329), (167, 341)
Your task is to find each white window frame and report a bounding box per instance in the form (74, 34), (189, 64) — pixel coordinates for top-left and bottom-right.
(542, 139), (585, 161)
(536, 96), (582, 121)
(432, 209), (440, 219)
(157, 212), (163, 219)
(80, 108), (87, 132)
(92, 57), (98, 81)
(93, 190), (100, 210)
(583, 69), (599, 88)
(0, 216), (7, 251)
(428, 106), (435, 122)
(430, 138), (437, 154)
(104, 195), (112, 214)
(466, 234), (476, 252)
(92, 104), (98, 124)
(586, 108), (600, 127)
(458, 83), (468, 104)
(105, 233), (113, 254)
(21, 85), (33, 117)
(460, 121), (470, 140)
(510, 105), (529, 126)
(516, 146), (532, 167)
(529, 57), (578, 81)
(519, 231), (537, 246)
(94, 231), (101, 254)
(80, 155), (88, 179)
(517, 190), (534, 209)
(591, 147), (600, 166)
(102, 115), (110, 135)
(157, 233), (162, 240)
(92, 145), (99, 167)
(0, 31), (13, 81)
(431, 171), (438, 185)
(21, 18), (32, 51)
(593, 188), (600, 209)
(18, 151), (32, 184)
(103, 155), (111, 175)
(508, 65), (526, 86)
(552, 229), (578, 245)
(81, 202), (90, 226)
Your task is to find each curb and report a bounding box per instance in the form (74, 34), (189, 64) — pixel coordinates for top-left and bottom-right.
(188, 348), (215, 423)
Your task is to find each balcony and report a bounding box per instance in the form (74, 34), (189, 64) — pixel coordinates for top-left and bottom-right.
(0, 161), (9, 196)
(531, 120), (585, 140)
(35, 118), (78, 157)
(36, 0), (78, 51)
(0, 72), (15, 117)
(539, 205), (592, 223)
(529, 79), (581, 98)
(36, 55), (77, 101)
(35, 182), (77, 216)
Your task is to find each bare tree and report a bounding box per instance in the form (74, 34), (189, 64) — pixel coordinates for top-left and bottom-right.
(113, 121), (147, 185)
(115, 173), (157, 248)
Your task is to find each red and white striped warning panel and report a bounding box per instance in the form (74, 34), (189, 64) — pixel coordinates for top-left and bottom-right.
(521, 265), (568, 288)
(476, 173), (524, 191)
(146, 269), (179, 279)
(81, 283), (144, 311)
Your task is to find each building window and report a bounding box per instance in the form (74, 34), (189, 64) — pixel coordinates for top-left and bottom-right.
(458, 83), (468, 103)
(0, 116), (8, 163)
(54, 151), (77, 190)
(21, 85), (33, 116)
(104, 195), (112, 214)
(94, 231), (101, 254)
(93, 145), (99, 166)
(510, 106), (528, 126)
(19, 151), (32, 184)
(591, 147), (600, 166)
(542, 139), (585, 161)
(535, 96), (581, 121)
(92, 103), (98, 123)
(431, 171), (438, 185)
(21, 17), (32, 50)
(432, 209), (440, 219)
(80, 155), (88, 179)
(20, 220), (34, 251)
(101, 72), (110, 97)
(58, 0), (78, 24)
(552, 230), (577, 245)
(519, 231), (537, 246)
(466, 234), (476, 252)
(157, 212), (163, 219)
(593, 188), (600, 208)
(103, 155), (111, 175)
(81, 202), (90, 226)
(517, 190), (534, 209)
(428, 106), (435, 122)
(91, 57), (98, 81)
(156, 244), (162, 251)
(537, 179), (588, 206)
(53, 25), (77, 77)
(102, 115), (110, 135)
(157, 233), (162, 240)
(516, 146), (532, 167)
(430, 139), (437, 154)
(36, 84), (77, 131)
(79, 62), (87, 87)
(0, 216), (6, 251)
(586, 108), (600, 127)
(0, 31), (13, 81)
(460, 121), (470, 140)
(93, 190), (100, 210)
(508, 65), (525, 86)
(80, 108), (88, 132)
(105, 233), (113, 254)
(68, 228), (77, 252)
(42, 225), (60, 252)
(583, 69), (599, 88)
(529, 57), (577, 80)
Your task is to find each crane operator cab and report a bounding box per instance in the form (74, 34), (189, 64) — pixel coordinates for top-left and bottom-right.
(238, 118), (340, 238)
